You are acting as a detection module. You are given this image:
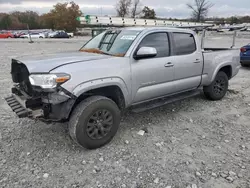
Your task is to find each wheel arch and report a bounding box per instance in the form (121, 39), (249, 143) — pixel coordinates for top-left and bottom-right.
(74, 85), (126, 110)
(211, 64), (232, 83)
(67, 83), (128, 120)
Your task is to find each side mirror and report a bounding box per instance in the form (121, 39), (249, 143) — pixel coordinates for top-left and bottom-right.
(134, 47), (157, 60)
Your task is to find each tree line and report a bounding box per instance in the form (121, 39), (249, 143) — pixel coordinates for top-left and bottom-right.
(0, 1), (82, 31)
(0, 0), (250, 31)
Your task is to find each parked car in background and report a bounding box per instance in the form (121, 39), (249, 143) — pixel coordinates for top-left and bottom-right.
(67, 32), (74, 38)
(0, 31), (14, 38)
(240, 44), (250, 67)
(16, 31), (29, 38)
(48, 31), (58, 38)
(51, 31), (69, 38)
(20, 33), (45, 39)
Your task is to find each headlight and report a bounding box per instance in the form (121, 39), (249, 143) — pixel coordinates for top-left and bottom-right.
(29, 73), (70, 89)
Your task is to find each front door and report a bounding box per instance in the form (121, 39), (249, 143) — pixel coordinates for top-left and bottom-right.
(131, 32), (175, 103)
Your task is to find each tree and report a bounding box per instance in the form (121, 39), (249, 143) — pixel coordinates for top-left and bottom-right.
(116, 0), (132, 17)
(229, 16), (240, 24)
(187, 0), (213, 22)
(40, 13), (55, 30)
(131, 0), (142, 18)
(0, 14), (12, 29)
(41, 1), (82, 31)
(141, 6), (156, 19)
(11, 11), (40, 29)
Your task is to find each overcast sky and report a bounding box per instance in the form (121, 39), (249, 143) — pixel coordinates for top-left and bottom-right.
(0, 0), (249, 18)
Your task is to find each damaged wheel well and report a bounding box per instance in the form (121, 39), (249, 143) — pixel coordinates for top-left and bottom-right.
(68, 85), (126, 119)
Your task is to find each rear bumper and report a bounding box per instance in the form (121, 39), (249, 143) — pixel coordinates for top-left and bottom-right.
(5, 87), (76, 122)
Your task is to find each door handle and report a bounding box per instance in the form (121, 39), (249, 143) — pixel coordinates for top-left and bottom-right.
(165, 62), (174, 67)
(193, 59), (201, 63)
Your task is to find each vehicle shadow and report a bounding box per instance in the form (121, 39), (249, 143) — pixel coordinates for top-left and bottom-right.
(241, 66), (250, 70)
(15, 93), (209, 153)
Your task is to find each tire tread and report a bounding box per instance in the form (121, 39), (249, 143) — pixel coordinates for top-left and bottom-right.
(68, 96), (119, 148)
(203, 71), (229, 101)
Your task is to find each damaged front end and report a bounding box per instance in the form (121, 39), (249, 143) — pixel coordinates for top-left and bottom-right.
(5, 59), (76, 122)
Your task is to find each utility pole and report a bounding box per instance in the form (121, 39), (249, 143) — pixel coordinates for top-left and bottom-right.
(27, 24), (34, 43)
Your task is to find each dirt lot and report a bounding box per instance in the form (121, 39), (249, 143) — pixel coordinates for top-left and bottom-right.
(0, 35), (250, 188)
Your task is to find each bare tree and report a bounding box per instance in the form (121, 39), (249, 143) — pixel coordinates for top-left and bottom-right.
(116, 0), (132, 17)
(131, 0), (142, 18)
(187, 0), (214, 22)
(141, 6), (156, 19)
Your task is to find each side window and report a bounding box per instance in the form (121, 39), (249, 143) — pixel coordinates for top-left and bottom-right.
(173, 33), (196, 55)
(138, 32), (170, 58)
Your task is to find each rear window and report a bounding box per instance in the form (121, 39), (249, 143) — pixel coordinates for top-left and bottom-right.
(173, 33), (196, 55)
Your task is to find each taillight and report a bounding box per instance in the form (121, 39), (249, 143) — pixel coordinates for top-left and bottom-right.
(241, 47), (246, 53)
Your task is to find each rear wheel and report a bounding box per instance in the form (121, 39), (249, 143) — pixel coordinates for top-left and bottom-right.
(69, 96), (121, 149)
(203, 71), (229, 101)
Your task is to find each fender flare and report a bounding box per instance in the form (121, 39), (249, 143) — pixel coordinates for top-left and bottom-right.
(211, 62), (232, 83)
(72, 77), (130, 106)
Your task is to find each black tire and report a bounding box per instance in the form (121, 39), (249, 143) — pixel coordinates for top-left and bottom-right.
(203, 71), (229, 101)
(69, 96), (121, 149)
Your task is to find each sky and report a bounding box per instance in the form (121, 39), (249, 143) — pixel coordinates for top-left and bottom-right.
(0, 0), (249, 18)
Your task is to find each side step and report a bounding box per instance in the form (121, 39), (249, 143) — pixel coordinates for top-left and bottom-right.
(5, 95), (31, 118)
(131, 90), (202, 113)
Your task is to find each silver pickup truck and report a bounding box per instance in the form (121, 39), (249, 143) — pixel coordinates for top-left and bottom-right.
(5, 27), (240, 149)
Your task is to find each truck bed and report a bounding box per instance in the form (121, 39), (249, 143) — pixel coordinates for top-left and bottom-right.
(201, 48), (240, 86)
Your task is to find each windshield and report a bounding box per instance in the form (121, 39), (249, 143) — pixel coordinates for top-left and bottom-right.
(80, 30), (141, 56)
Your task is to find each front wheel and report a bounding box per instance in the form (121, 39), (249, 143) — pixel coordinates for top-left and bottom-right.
(69, 96), (121, 149)
(203, 71), (229, 101)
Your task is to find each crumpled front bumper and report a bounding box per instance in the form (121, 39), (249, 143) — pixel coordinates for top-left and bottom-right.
(5, 94), (32, 118)
(5, 87), (76, 122)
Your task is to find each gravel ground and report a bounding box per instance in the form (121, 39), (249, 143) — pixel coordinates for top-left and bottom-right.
(0, 36), (250, 188)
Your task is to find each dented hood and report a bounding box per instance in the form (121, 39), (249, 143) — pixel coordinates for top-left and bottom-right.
(13, 51), (111, 73)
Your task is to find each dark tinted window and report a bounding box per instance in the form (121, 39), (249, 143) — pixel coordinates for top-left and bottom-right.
(173, 33), (196, 55)
(138, 33), (170, 58)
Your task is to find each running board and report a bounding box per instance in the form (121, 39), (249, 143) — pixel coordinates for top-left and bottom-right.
(131, 90), (202, 113)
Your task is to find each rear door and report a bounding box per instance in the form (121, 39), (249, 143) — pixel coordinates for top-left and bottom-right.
(170, 32), (203, 92)
(131, 32), (175, 103)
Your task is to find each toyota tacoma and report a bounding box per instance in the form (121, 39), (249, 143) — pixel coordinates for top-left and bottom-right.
(5, 27), (240, 149)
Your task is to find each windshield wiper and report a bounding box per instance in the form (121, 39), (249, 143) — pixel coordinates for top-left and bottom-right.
(79, 48), (112, 56)
(99, 50), (112, 56)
